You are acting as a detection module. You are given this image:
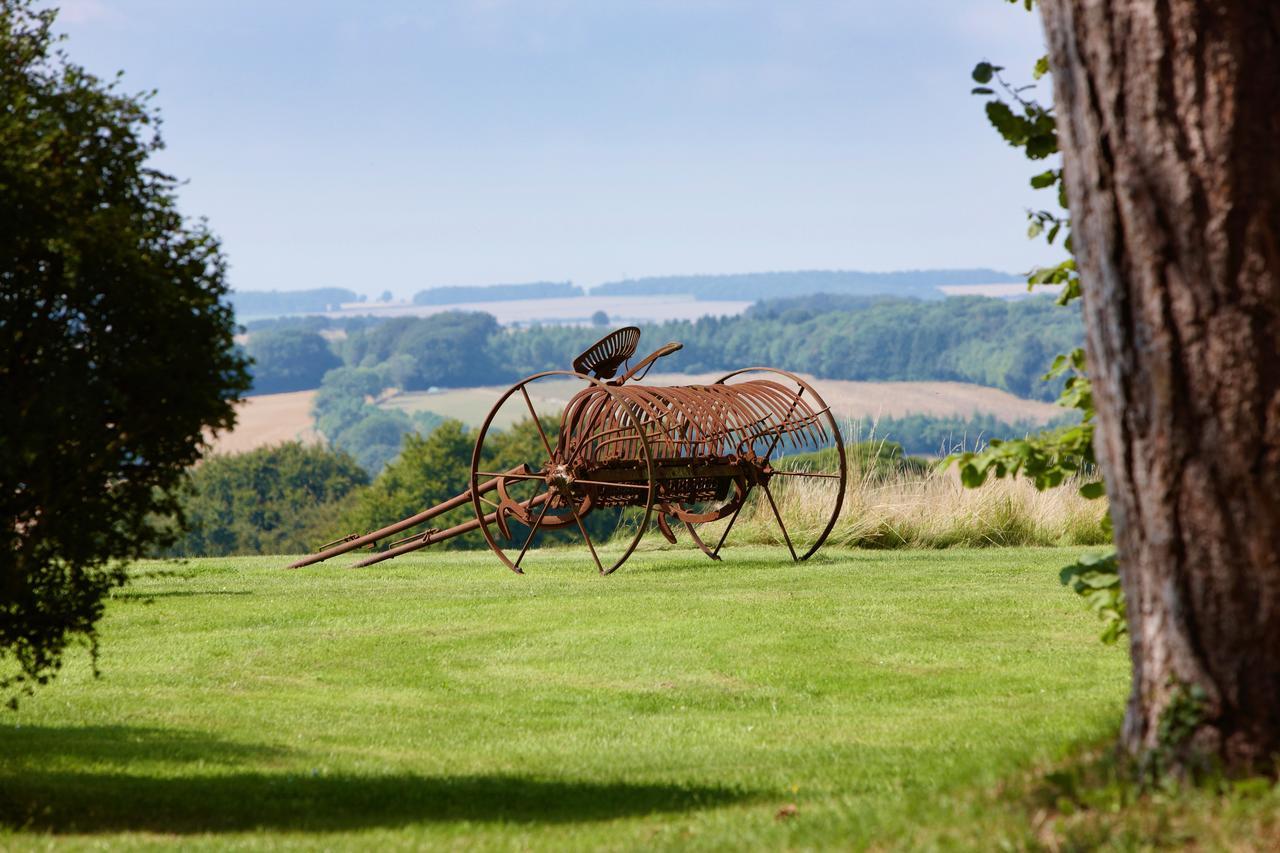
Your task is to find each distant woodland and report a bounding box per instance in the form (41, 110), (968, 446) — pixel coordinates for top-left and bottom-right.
(229, 268), (1024, 321)
(590, 268), (1021, 300)
(412, 281), (582, 304)
(229, 287), (358, 317)
(241, 293), (1081, 472)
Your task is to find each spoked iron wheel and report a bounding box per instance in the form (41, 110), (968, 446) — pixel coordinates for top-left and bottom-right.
(470, 371), (656, 574)
(685, 368), (847, 561)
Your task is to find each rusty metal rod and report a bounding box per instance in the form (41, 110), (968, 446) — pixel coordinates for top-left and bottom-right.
(351, 492), (552, 568)
(286, 464), (533, 568)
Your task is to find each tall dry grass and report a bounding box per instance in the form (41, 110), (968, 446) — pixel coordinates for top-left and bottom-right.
(678, 432), (1110, 551)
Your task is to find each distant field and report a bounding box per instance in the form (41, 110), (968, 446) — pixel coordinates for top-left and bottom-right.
(207, 390), (320, 456)
(383, 373), (1064, 431)
(0, 547), (1126, 849)
(208, 376), (1061, 457)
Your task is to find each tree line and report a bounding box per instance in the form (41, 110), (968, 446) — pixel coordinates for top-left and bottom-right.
(247, 293), (1083, 401)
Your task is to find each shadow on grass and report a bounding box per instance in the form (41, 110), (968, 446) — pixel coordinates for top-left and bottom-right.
(0, 726), (752, 834)
(110, 589), (253, 601)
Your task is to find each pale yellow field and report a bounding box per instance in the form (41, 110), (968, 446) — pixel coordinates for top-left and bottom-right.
(384, 372), (1063, 430)
(206, 390), (321, 455)
(207, 375), (1062, 456)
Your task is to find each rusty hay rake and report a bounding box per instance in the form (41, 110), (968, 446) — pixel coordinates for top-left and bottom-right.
(288, 327), (847, 574)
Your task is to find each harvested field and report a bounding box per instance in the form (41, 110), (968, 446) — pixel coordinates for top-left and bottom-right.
(210, 377), (1061, 457)
(384, 373), (1063, 431)
(207, 390), (321, 455)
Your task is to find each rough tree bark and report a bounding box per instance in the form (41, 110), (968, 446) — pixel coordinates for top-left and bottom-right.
(1038, 1), (1280, 772)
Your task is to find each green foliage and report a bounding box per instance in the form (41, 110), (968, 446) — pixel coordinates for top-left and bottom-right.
(310, 366), (446, 474)
(961, 25), (1127, 645)
(332, 407), (414, 474)
(1157, 680), (1210, 753)
(339, 416), (595, 550)
(0, 1), (251, 704)
(499, 294), (1082, 401)
(873, 411), (1079, 457)
(165, 443), (368, 557)
(340, 312), (503, 389)
(246, 328), (342, 394)
(342, 421), (474, 539)
(1059, 553), (1126, 645)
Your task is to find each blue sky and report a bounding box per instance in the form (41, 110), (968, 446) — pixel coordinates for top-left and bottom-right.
(53, 1), (1055, 297)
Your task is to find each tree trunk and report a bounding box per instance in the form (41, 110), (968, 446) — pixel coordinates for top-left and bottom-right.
(1039, 1), (1280, 773)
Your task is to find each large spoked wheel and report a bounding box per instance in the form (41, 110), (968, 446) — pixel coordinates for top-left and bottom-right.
(470, 371), (656, 575)
(686, 368), (847, 561)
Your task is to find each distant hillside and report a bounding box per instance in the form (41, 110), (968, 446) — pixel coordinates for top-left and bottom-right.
(413, 281), (583, 305)
(591, 269), (1021, 301)
(230, 288), (359, 318)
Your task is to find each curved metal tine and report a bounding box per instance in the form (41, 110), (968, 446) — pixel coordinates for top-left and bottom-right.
(712, 486), (753, 557)
(564, 390), (618, 466)
(514, 490), (552, 570)
(475, 471), (546, 481)
(570, 505), (605, 574)
(652, 386), (709, 452)
(737, 379), (810, 455)
(762, 481), (798, 561)
(520, 385), (556, 458)
(763, 386), (804, 458)
(477, 494), (501, 510)
(715, 383), (778, 449)
(769, 470), (842, 479)
(628, 389), (686, 457)
(684, 520), (721, 561)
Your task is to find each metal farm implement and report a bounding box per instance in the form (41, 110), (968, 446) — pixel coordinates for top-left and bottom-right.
(289, 328), (847, 574)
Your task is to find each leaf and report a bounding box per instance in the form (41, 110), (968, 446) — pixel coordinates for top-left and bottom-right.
(971, 87), (994, 95)
(1033, 56), (1050, 79)
(1079, 481), (1106, 500)
(972, 62), (995, 84)
(1030, 169), (1058, 189)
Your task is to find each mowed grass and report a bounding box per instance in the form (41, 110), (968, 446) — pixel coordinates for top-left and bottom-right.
(0, 547), (1128, 850)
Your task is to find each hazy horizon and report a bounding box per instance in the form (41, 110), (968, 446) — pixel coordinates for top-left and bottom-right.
(53, 0), (1055, 298)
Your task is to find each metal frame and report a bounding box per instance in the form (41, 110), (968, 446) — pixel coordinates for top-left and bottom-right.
(288, 330), (847, 574)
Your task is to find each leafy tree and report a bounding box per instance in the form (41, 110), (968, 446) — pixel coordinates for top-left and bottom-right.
(166, 443), (368, 557)
(496, 295), (1082, 401)
(591, 310), (610, 326)
(312, 366), (384, 440)
(0, 2), (251, 703)
(332, 408), (413, 473)
(246, 328), (341, 394)
(341, 312), (505, 389)
(343, 421), (475, 539)
(960, 0), (1280, 775)
(1037, 0), (1280, 775)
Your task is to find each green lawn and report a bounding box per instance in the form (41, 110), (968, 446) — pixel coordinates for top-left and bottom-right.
(0, 547), (1129, 850)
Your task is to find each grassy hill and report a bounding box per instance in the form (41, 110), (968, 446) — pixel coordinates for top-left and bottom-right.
(1, 547), (1130, 849)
